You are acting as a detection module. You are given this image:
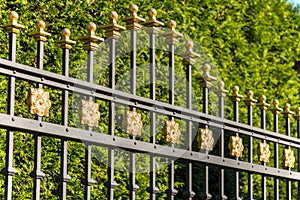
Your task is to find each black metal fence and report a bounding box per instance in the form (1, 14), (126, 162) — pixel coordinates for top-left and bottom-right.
(0, 5), (300, 200)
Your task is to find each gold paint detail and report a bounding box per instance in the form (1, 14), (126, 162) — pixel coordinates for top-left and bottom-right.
(284, 148), (295, 168)
(230, 86), (243, 102)
(282, 103), (294, 118)
(29, 88), (51, 117)
(270, 100), (282, 115)
(244, 90), (257, 106)
(79, 22), (104, 51)
(197, 128), (214, 151)
(257, 95), (270, 110)
(200, 64), (217, 88)
(126, 110), (143, 136)
(164, 119), (181, 144)
(122, 4), (145, 30)
(143, 8), (164, 35)
(80, 99), (100, 127)
(2, 11), (24, 34)
(99, 11), (126, 39)
(229, 135), (244, 158)
(181, 41), (200, 65)
(259, 141), (271, 163)
(216, 81), (229, 97)
(57, 28), (76, 49)
(30, 20), (51, 41)
(161, 20), (183, 45)
(294, 107), (300, 121)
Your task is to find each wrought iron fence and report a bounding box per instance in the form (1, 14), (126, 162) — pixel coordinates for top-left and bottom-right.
(0, 4), (300, 200)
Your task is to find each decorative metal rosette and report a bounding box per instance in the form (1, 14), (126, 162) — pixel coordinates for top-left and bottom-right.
(229, 135), (244, 158)
(164, 119), (180, 144)
(197, 128), (214, 151)
(284, 148), (295, 168)
(80, 99), (100, 127)
(259, 141), (271, 163)
(126, 110), (143, 136)
(29, 88), (51, 117)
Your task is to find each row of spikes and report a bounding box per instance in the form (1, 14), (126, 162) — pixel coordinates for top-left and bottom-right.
(2, 5), (184, 49)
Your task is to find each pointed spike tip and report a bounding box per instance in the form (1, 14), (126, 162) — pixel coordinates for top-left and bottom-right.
(10, 11), (19, 21)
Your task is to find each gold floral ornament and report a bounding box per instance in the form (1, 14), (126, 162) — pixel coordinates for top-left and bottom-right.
(126, 110), (143, 136)
(259, 141), (271, 163)
(197, 128), (214, 151)
(229, 135), (244, 158)
(164, 119), (181, 144)
(284, 148), (295, 168)
(80, 99), (100, 127)
(29, 88), (51, 117)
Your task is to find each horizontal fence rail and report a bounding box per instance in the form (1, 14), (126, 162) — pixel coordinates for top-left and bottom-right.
(0, 5), (300, 200)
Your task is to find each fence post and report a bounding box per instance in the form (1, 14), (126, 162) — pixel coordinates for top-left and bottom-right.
(1, 11), (24, 200)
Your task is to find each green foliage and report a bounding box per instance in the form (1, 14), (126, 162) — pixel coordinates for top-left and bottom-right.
(0, 0), (300, 199)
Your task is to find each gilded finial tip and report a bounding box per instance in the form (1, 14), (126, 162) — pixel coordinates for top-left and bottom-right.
(148, 8), (157, 18)
(185, 41), (194, 49)
(37, 20), (46, 30)
(202, 64), (211, 72)
(247, 90), (254, 97)
(233, 86), (240, 93)
(218, 81), (225, 88)
(261, 95), (267, 102)
(129, 4), (138, 14)
(168, 20), (176, 29)
(62, 28), (71, 37)
(273, 99), (279, 106)
(10, 11), (19, 21)
(285, 103), (291, 110)
(109, 11), (118, 21)
(87, 22), (96, 32)
(297, 107), (300, 112)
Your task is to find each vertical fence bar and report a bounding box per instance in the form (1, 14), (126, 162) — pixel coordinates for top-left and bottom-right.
(230, 86), (243, 200)
(257, 95), (270, 200)
(143, 8), (164, 199)
(200, 64), (216, 199)
(244, 91), (257, 200)
(270, 100), (282, 200)
(122, 5), (145, 199)
(282, 103), (294, 200)
(29, 20), (51, 200)
(79, 22), (104, 200)
(161, 20), (182, 200)
(216, 81), (228, 200)
(182, 41), (199, 199)
(100, 11), (125, 200)
(1, 11), (24, 200)
(57, 28), (75, 199)
(295, 107), (300, 198)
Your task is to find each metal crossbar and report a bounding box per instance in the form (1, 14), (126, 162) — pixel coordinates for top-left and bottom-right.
(0, 6), (300, 200)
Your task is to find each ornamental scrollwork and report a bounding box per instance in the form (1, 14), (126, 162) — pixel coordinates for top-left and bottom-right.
(259, 141), (271, 163)
(126, 110), (143, 136)
(197, 128), (214, 151)
(229, 135), (244, 158)
(284, 148), (295, 168)
(164, 119), (180, 144)
(80, 99), (100, 127)
(29, 88), (51, 117)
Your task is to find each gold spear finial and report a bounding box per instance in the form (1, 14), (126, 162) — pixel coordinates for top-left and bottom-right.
(244, 90), (257, 106)
(57, 28), (76, 49)
(216, 81), (229, 97)
(257, 95), (270, 110)
(294, 107), (300, 121)
(79, 22), (104, 51)
(99, 11), (126, 39)
(282, 103), (294, 118)
(29, 20), (51, 41)
(161, 19), (183, 45)
(143, 8), (164, 35)
(200, 64), (217, 88)
(230, 86), (243, 102)
(122, 4), (145, 30)
(270, 100), (283, 115)
(2, 11), (24, 34)
(181, 41), (200, 65)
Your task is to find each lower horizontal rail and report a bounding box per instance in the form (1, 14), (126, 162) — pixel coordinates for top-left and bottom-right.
(0, 113), (298, 181)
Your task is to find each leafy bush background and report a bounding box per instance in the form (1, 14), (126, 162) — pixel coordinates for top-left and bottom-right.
(0, 0), (299, 199)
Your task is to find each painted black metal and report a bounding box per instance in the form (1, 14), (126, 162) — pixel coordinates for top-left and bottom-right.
(260, 109), (267, 200)
(247, 102), (253, 200)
